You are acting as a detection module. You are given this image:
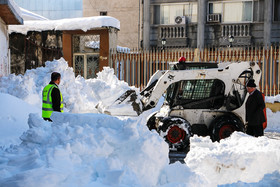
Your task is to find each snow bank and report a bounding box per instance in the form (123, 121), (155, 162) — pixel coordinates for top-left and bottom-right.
(0, 58), (136, 114)
(9, 16), (120, 34)
(0, 112), (169, 187)
(0, 93), (40, 146)
(0, 59), (280, 186)
(265, 95), (280, 103)
(186, 133), (280, 186)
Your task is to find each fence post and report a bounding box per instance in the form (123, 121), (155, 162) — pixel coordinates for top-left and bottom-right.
(194, 48), (199, 61)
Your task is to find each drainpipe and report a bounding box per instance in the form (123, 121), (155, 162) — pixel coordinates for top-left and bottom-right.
(143, 0), (150, 49)
(138, 0), (141, 49)
(197, 0), (206, 50)
(264, 0), (272, 48)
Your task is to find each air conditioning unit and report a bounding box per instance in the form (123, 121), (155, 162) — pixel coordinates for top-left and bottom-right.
(207, 14), (221, 23)
(174, 16), (186, 25)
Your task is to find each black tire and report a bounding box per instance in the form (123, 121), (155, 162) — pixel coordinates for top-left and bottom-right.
(146, 112), (157, 130)
(158, 117), (192, 152)
(210, 114), (245, 142)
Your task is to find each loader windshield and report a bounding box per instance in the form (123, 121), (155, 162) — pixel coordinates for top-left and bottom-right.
(166, 79), (225, 109)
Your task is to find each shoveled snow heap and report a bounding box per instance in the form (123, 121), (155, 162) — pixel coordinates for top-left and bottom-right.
(0, 58), (137, 114)
(0, 58), (280, 186)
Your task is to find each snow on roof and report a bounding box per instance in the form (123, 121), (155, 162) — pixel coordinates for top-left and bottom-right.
(8, 16), (120, 34)
(20, 7), (48, 21)
(9, 0), (22, 18)
(85, 41), (131, 53)
(0, 0), (23, 24)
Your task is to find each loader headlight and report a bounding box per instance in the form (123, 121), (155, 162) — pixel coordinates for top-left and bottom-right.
(250, 62), (255, 66)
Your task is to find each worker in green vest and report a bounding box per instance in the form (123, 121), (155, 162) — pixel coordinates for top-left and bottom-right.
(42, 72), (64, 121)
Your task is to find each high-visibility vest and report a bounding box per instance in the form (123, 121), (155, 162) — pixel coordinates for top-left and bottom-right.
(42, 84), (64, 118)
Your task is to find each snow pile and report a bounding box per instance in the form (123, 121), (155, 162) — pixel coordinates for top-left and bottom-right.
(0, 112), (170, 186)
(0, 93), (40, 146)
(0, 58), (136, 114)
(186, 133), (280, 186)
(266, 95), (280, 103)
(0, 59), (280, 186)
(8, 16), (120, 35)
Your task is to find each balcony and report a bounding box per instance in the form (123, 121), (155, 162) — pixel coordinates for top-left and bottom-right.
(157, 25), (187, 47)
(220, 23), (252, 46)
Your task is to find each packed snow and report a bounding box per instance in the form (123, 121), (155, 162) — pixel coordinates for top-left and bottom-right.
(8, 16), (120, 35)
(0, 58), (280, 186)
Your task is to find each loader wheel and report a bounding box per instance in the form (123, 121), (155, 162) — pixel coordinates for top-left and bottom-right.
(146, 112), (157, 130)
(158, 117), (192, 152)
(211, 115), (244, 142)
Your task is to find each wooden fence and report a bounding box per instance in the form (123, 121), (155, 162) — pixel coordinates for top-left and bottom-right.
(109, 46), (280, 96)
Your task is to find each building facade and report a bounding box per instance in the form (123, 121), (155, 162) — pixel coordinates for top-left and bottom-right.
(14, 0), (83, 20)
(83, 0), (142, 49)
(144, 0), (279, 49)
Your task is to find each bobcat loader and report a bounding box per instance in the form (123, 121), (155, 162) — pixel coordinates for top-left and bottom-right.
(100, 61), (263, 152)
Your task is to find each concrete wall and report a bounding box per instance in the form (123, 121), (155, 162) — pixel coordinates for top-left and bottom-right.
(83, 0), (141, 49)
(0, 18), (9, 77)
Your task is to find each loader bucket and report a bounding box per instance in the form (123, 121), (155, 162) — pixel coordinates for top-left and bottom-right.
(96, 89), (143, 116)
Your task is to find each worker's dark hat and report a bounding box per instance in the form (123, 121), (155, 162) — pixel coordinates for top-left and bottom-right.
(246, 79), (256, 87)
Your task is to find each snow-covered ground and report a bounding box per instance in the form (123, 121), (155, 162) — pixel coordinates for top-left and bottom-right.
(0, 58), (279, 186)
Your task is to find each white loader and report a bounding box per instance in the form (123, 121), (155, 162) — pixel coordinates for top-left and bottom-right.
(100, 61), (263, 153)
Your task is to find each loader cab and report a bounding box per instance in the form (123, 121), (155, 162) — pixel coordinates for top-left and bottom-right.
(166, 79), (225, 109)
(170, 62), (218, 70)
(165, 67), (254, 111)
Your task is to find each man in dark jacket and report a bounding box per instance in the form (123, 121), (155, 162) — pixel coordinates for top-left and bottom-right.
(245, 79), (265, 137)
(42, 72), (64, 121)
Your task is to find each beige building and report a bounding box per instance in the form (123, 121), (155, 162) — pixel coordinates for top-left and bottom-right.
(83, 0), (142, 49)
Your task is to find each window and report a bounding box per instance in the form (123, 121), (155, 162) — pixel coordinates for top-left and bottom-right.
(153, 5), (160, 24)
(209, 1), (253, 23)
(153, 3), (197, 25)
(209, 3), (222, 14)
(166, 79), (225, 109)
(100, 11), (107, 16)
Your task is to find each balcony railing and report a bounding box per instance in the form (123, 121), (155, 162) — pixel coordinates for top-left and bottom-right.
(221, 23), (251, 37)
(220, 23), (251, 46)
(158, 25), (186, 39)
